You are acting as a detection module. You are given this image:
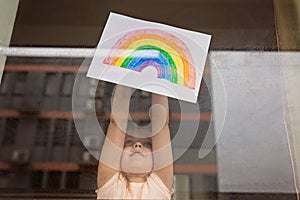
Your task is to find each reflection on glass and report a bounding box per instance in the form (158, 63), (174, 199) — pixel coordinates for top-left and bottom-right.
(0, 0), (299, 199)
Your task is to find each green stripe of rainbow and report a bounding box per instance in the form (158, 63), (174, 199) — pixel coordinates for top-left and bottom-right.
(103, 29), (195, 89)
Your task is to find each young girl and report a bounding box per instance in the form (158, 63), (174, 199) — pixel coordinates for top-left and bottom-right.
(96, 85), (174, 199)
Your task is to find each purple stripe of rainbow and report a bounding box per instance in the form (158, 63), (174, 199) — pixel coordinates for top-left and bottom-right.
(136, 60), (163, 77)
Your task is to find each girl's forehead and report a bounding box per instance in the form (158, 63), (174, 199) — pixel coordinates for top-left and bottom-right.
(125, 135), (152, 142)
(126, 128), (151, 135)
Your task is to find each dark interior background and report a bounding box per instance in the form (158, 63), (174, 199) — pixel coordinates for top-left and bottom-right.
(11, 0), (277, 50)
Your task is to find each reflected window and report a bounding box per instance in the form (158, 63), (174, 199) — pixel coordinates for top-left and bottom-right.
(66, 172), (79, 189)
(53, 120), (68, 146)
(30, 171), (43, 188)
(43, 72), (60, 96)
(13, 72), (28, 96)
(0, 72), (11, 95)
(35, 119), (50, 146)
(71, 123), (82, 147)
(60, 73), (75, 97)
(47, 171), (61, 189)
(0, 170), (9, 188)
(2, 119), (18, 146)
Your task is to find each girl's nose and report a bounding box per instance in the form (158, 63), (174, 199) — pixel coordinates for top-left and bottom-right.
(134, 141), (143, 149)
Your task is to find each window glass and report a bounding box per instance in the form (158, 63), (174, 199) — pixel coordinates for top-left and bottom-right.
(2, 118), (18, 146)
(53, 119), (68, 146)
(0, 0), (299, 199)
(60, 73), (74, 97)
(35, 119), (50, 146)
(44, 72), (60, 96)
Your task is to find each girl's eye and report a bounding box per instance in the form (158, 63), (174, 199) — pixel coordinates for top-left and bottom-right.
(144, 142), (152, 149)
(125, 140), (133, 146)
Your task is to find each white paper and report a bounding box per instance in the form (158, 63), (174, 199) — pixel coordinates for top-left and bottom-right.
(87, 12), (211, 103)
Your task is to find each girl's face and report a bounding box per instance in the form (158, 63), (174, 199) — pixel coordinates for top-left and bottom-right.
(120, 135), (153, 174)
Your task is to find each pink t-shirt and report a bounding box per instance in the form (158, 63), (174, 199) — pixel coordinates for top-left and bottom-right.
(96, 172), (174, 199)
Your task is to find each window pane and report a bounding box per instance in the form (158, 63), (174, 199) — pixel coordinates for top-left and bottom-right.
(0, 72), (11, 95)
(53, 120), (68, 146)
(2, 119), (18, 146)
(44, 73), (59, 96)
(30, 171), (43, 188)
(35, 119), (50, 146)
(60, 73), (74, 96)
(47, 171), (61, 189)
(70, 123), (82, 147)
(66, 172), (79, 189)
(13, 72), (28, 96)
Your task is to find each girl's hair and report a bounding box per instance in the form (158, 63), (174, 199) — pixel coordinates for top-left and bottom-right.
(120, 171), (149, 198)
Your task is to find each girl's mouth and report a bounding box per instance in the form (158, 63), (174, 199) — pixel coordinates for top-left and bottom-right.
(130, 152), (144, 157)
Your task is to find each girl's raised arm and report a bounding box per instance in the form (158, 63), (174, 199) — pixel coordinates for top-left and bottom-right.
(151, 94), (174, 190)
(97, 85), (132, 188)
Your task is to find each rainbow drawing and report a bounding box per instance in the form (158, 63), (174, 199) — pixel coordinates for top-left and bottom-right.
(103, 29), (196, 89)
